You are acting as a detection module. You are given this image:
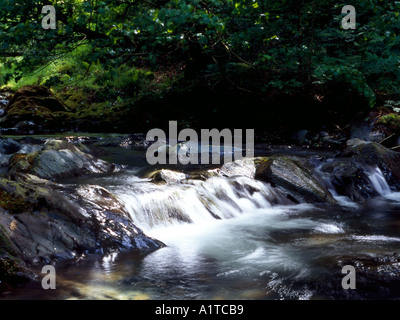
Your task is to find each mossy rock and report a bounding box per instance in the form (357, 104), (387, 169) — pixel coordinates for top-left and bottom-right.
(6, 85), (68, 112)
(9, 140), (116, 180)
(0, 188), (26, 213)
(55, 87), (89, 111)
(0, 225), (19, 279)
(376, 113), (400, 132)
(0, 177), (48, 213)
(0, 225), (32, 284)
(8, 153), (36, 174)
(2, 85), (71, 129)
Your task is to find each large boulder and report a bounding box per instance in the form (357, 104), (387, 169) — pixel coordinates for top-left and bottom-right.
(9, 139), (118, 180)
(0, 138), (43, 168)
(255, 156), (335, 204)
(0, 173), (164, 283)
(318, 158), (378, 201)
(343, 140), (400, 189)
(315, 140), (400, 201)
(0, 85), (69, 132)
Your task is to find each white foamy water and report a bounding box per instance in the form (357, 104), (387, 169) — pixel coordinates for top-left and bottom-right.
(367, 167), (391, 196)
(314, 223), (345, 234)
(328, 188), (359, 209)
(351, 235), (400, 242)
(383, 192), (400, 202)
(111, 175), (286, 232)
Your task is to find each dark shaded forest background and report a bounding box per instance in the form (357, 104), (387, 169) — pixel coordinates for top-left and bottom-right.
(1, 0), (400, 139)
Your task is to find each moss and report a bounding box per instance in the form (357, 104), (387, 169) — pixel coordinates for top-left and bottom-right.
(0, 225), (25, 281)
(56, 87), (89, 111)
(0, 178), (43, 213)
(377, 113), (400, 131)
(0, 252), (27, 283)
(0, 189), (26, 213)
(8, 152), (37, 175)
(0, 225), (17, 257)
(0, 256), (20, 276)
(2, 85), (71, 130)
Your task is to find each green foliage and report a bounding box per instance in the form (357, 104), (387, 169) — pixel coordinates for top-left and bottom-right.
(0, 0), (399, 107)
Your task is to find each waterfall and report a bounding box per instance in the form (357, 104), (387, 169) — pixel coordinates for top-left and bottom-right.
(109, 174), (288, 232)
(315, 160), (393, 204)
(366, 167), (391, 196)
(109, 163), (394, 233)
(314, 161), (359, 208)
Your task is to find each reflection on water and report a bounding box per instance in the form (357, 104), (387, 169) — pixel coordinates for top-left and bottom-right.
(3, 196), (400, 300)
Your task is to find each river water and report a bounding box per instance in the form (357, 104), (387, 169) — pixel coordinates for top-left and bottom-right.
(2, 146), (400, 300)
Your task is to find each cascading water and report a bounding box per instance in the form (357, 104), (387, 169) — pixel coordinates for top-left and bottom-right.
(102, 172), (289, 232)
(314, 160), (359, 208)
(7, 152), (400, 300)
(316, 160), (393, 205)
(366, 166), (392, 196)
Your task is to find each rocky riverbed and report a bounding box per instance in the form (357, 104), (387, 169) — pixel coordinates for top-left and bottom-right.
(1, 131), (400, 299)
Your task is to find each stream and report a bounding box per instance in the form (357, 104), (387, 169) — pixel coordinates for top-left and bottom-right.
(2, 144), (400, 300)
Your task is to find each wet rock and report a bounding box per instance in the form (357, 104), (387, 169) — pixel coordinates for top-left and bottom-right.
(0, 138), (21, 168)
(9, 139), (118, 180)
(0, 225), (34, 285)
(89, 134), (153, 151)
(0, 138), (21, 154)
(119, 134), (153, 150)
(219, 158), (256, 179)
(318, 158), (377, 201)
(343, 140), (400, 190)
(0, 174), (164, 282)
(346, 138), (367, 147)
(148, 169), (187, 184)
(17, 136), (46, 145)
(16, 144), (42, 154)
(317, 140), (400, 200)
(255, 156), (336, 204)
(0, 154), (11, 167)
(320, 136), (346, 146)
(334, 253), (400, 299)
